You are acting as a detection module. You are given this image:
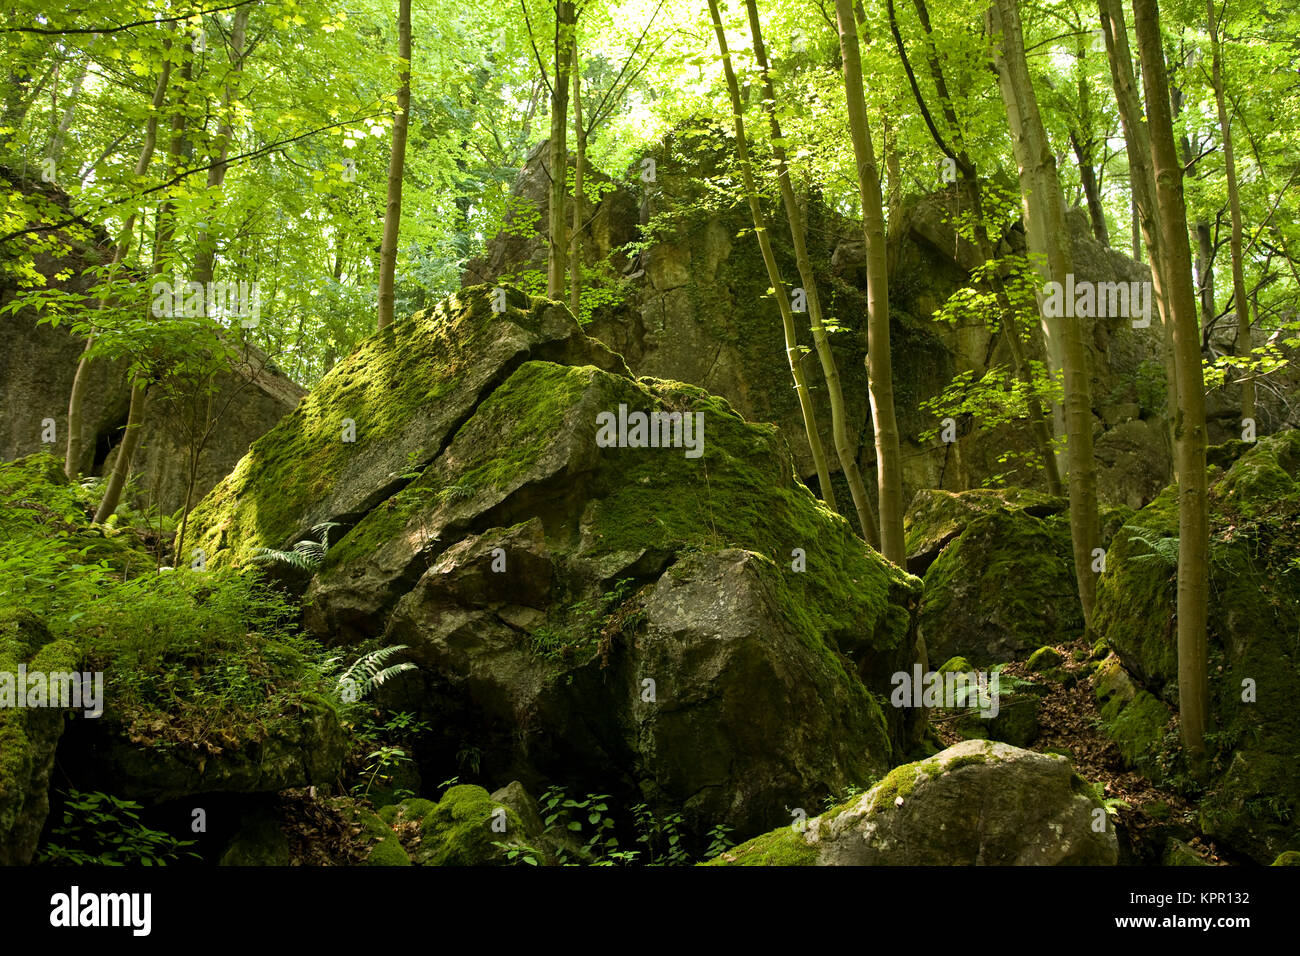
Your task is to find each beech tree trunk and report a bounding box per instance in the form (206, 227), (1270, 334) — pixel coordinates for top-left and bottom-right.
(832, 0), (902, 556)
(65, 44), (173, 479)
(547, 1), (575, 300)
(569, 43), (584, 318)
(705, 0), (838, 513)
(1097, 0), (1178, 473)
(890, 0), (1061, 494)
(377, 0), (411, 331)
(1132, 0), (1210, 770)
(988, 0), (1100, 627)
(1206, 0), (1252, 425)
(97, 43), (193, 521)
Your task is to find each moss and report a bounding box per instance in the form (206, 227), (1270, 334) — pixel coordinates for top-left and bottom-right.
(581, 374), (920, 661)
(1271, 851), (1300, 866)
(1026, 646), (1063, 671)
(184, 287), (560, 567)
(415, 785), (523, 866)
(937, 656), (971, 674)
(943, 753), (990, 773)
(0, 609), (78, 860)
(920, 508), (1081, 664)
(1214, 431), (1300, 513)
(703, 825), (819, 866)
(366, 835), (412, 866)
(904, 488), (1067, 566)
(1093, 484), (1180, 689)
(1098, 688), (1171, 778)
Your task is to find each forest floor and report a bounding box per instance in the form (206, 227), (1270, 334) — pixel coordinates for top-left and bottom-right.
(933, 639), (1229, 865)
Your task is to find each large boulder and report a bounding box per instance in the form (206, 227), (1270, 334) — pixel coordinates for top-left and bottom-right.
(709, 739), (1119, 865)
(1093, 432), (1300, 863)
(909, 489), (1082, 666)
(187, 288), (924, 839)
(0, 610), (77, 865)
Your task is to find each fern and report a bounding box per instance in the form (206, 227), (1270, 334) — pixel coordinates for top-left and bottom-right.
(333, 644), (417, 703)
(250, 522), (343, 572)
(1123, 524), (1180, 568)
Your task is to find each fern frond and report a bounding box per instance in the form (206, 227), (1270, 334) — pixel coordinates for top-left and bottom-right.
(335, 645), (417, 701)
(1123, 525), (1180, 568)
(311, 522), (343, 549)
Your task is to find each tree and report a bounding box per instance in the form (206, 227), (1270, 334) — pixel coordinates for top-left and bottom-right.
(1131, 0), (1210, 769)
(887, 0), (1062, 496)
(704, 0), (839, 516)
(64, 33), (174, 479)
(832, 0), (903, 559)
(1096, 0), (1179, 470)
(987, 0), (1100, 626)
(1205, 0), (1252, 425)
(97, 36), (196, 522)
(377, 0), (412, 331)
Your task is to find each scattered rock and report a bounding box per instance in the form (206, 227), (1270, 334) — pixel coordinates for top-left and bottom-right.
(710, 740), (1118, 866)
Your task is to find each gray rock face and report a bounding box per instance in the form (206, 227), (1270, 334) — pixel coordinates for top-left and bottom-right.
(463, 133), (1290, 517)
(0, 169), (305, 516)
(623, 549), (894, 834)
(717, 739), (1119, 865)
(814, 740), (1118, 865)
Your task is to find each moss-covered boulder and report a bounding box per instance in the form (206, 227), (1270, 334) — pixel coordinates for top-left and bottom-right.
(184, 287), (628, 569)
(1093, 432), (1300, 863)
(381, 786), (528, 866)
(71, 695), (346, 804)
(708, 739), (1118, 866)
(916, 492), (1082, 666)
(904, 487), (1065, 575)
(189, 290), (922, 842)
(0, 610), (77, 865)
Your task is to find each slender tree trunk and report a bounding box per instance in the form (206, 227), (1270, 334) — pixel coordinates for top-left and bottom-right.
(65, 43), (173, 479)
(1206, 0), (1251, 425)
(45, 44), (92, 171)
(988, 0), (1100, 626)
(96, 42), (192, 521)
(94, 382), (146, 523)
(832, 0), (901, 556)
(1097, 0), (1178, 474)
(547, 1), (576, 300)
(890, 0), (1061, 492)
(705, 0), (838, 513)
(1132, 0), (1210, 770)
(1071, 128), (1109, 247)
(377, 0), (411, 331)
(569, 42), (584, 318)
(193, 5), (250, 288)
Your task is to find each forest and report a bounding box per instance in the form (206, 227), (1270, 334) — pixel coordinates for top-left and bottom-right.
(0, 0), (1298, 876)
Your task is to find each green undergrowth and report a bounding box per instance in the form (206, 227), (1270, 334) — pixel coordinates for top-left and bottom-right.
(0, 453), (337, 756)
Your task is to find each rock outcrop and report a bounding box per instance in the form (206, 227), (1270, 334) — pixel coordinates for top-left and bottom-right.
(0, 166), (305, 516)
(186, 287), (924, 839)
(459, 131), (1261, 518)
